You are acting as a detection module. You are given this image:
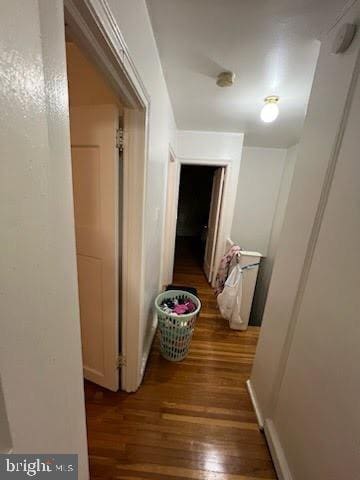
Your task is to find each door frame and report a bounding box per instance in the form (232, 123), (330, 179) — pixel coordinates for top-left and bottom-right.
(203, 166), (226, 283)
(161, 147), (181, 287)
(64, 0), (150, 392)
(162, 155), (231, 288)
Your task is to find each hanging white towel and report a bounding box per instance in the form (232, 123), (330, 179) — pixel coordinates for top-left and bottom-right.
(217, 264), (244, 330)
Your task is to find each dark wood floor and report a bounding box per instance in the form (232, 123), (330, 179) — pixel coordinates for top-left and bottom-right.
(85, 237), (277, 479)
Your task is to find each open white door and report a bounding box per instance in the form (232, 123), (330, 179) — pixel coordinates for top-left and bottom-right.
(162, 153), (180, 286)
(70, 104), (120, 391)
(204, 167), (225, 282)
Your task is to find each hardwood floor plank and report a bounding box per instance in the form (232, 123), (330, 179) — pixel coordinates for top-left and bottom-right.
(161, 413), (259, 431)
(85, 238), (276, 479)
(115, 463), (274, 480)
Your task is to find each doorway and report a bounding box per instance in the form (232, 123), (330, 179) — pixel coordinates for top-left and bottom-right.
(172, 165), (225, 285)
(66, 39), (123, 391)
(175, 165), (215, 273)
(64, 0), (149, 393)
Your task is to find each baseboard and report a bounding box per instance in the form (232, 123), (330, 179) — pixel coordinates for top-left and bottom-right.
(246, 379), (264, 430)
(139, 312), (158, 382)
(264, 419), (293, 480)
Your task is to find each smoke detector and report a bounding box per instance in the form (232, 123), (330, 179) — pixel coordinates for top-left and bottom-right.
(216, 71), (235, 87)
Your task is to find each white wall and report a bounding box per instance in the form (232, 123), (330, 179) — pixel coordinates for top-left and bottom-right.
(230, 146), (292, 325)
(176, 130), (244, 162)
(273, 86), (360, 477)
(250, 0), (360, 424)
(0, 0), (88, 476)
(251, 145), (298, 325)
(105, 0), (177, 359)
(1, 0), (177, 474)
(267, 145), (298, 264)
(249, 2), (360, 478)
(231, 147), (287, 255)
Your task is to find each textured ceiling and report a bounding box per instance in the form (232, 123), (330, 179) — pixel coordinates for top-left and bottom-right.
(146, 0), (348, 147)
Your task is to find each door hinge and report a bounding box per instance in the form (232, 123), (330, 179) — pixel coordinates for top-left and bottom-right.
(116, 127), (124, 151)
(117, 355), (126, 368)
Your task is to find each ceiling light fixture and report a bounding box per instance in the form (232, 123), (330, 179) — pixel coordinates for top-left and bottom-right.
(261, 95), (280, 123)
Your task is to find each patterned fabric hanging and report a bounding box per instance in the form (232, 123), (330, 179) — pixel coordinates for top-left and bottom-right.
(214, 245), (242, 296)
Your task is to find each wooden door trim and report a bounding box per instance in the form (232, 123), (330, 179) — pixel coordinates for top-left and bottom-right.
(64, 0), (150, 109)
(64, 0), (149, 392)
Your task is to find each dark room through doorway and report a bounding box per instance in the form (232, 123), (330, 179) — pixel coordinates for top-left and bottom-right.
(174, 165), (220, 280)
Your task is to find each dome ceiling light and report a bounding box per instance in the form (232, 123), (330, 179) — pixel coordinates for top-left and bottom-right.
(261, 95), (280, 123)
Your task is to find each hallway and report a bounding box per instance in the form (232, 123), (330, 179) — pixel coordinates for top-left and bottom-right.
(85, 239), (276, 479)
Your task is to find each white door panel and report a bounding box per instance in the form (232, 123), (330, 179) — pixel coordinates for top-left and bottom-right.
(70, 104), (119, 391)
(204, 167), (225, 282)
